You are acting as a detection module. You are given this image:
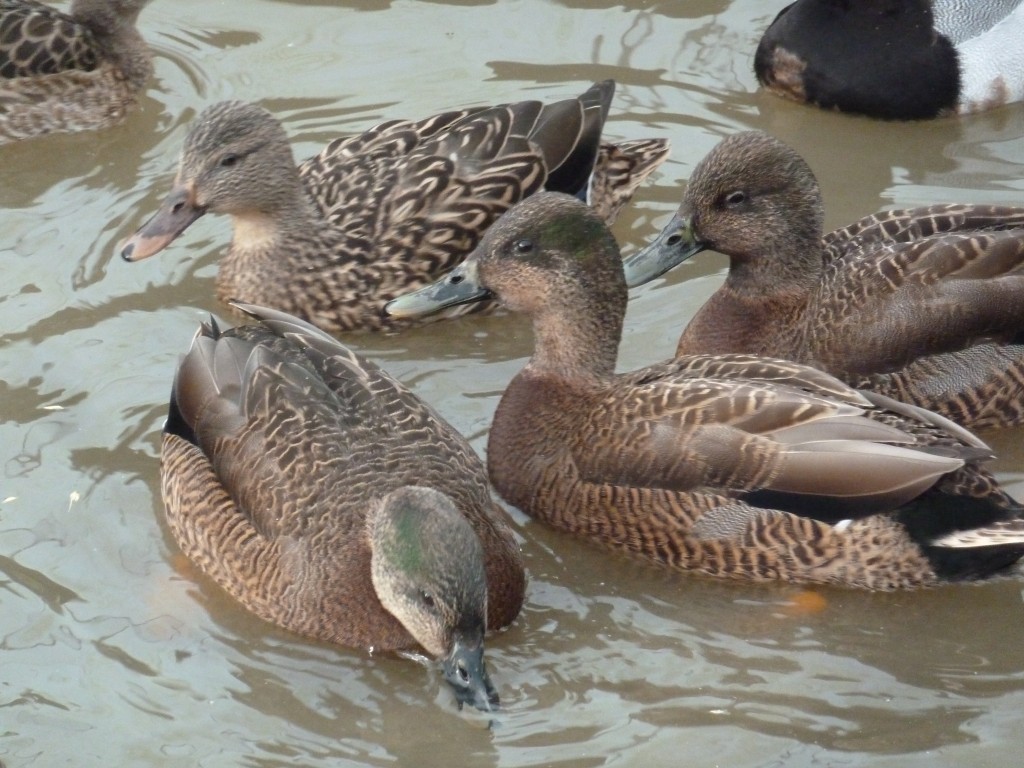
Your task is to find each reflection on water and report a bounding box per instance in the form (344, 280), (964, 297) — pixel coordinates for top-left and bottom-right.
(2, 0), (1024, 765)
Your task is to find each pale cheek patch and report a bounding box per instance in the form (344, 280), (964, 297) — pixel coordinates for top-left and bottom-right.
(232, 213), (280, 250)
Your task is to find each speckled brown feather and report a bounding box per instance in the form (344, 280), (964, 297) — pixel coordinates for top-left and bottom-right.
(0, 0), (99, 77)
(160, 306), (524, 651)
(588, 139), (675, 225)
(121, 82), (669, 333)
(433, 193), (1024, 589)
(0, 0), (152, 142)
(822, 203), (1024, 259)
(655, 132), (1024, 431)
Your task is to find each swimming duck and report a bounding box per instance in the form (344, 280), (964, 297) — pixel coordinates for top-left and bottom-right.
(0, 0), (153, 142)
(120, 81), (669, 333)
(161, 303), (525, 710)
(755, 0), (1024, 119)
(387, 192), (1024, 589)
(623, 130), (1024, 432)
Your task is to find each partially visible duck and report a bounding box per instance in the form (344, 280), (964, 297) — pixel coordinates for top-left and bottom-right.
(120, 81), (669, 333)
(0, 0), (153, 142)
(623, 130), (1024, 432)
(387, 192), (1024, 590)
(755, 0), (1024, 119)
(161, 303), (526, 710)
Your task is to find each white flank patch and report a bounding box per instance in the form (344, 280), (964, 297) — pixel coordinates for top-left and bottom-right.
(956, 6), (1024, 112)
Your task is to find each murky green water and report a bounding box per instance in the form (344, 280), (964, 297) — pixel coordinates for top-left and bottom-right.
(2, 0), (1024, 765)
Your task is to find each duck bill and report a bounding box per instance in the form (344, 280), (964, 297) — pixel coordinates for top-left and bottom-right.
(443, 634), (499, 712)
(120, 184), (207, 262)
(622, 211), (706, 288)
(384, 259), (491, 318)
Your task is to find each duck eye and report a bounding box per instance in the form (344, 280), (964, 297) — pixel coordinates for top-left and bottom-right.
(514, 239), (534, 254)
(723, 190), (746, 207)
(419, 590), (436, 609)
(219, 153), (239, 168)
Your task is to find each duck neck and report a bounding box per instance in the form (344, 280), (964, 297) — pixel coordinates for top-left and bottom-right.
(112, 27), (153, 89)
(218, 182), (337, 308)
(74, 0), (153, 88)
(527, 283), (624, 384)
(678, 278), (809, 357)
(728, 258), (820, 302)
(228, 176), (327, 262)
(725, 220), (824, 301)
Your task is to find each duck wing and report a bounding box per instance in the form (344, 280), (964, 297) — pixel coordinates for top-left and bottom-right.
(0, 0), (98, 78)
(824, 203), (1024, 261)
(572, 360), (981, 518)
(813, 227), (1024, 376)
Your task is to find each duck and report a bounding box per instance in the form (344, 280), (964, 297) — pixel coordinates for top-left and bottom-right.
(622, 130), (1024, 432)
(754, 0), (1024, 119)
(160, 303), (525, 710)
(0, 0), (154, 142)
(119, 81), (669, 333)
(386, 192), (1024, 590)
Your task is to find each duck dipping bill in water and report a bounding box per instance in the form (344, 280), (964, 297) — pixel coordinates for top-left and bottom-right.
(160, 303), (525, 710)
(623, 130), (1024, 432)
(754, 0), (1024, 119)
(119, 81), (669, 333)
(0, 0), (154, 142)
(387, 192), (1024, 590)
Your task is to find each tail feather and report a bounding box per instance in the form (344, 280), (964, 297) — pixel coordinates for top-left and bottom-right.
(920, 542), (1024, 582)
(539, 80), (614, 200)
(933, 521), (1024, 548)
(896, 490), (1024, 580)
(589, 138), (670, 224)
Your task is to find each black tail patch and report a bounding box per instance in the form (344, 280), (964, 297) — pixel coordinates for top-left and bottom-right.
(163, 382), (197, 445)
(896, 491), (1024, 581)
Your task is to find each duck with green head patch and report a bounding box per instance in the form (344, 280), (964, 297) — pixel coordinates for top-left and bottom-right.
(388, 192), (1024, 590)
(161, 304), (525, 710)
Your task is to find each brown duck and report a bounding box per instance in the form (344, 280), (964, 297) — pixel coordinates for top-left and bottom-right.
(623, 130), (1024, 431)
(387, 192), (1024, 590)
(161, 304), (525, 710)
(120, 81), (669, 333)
(0, 0), (153, 142)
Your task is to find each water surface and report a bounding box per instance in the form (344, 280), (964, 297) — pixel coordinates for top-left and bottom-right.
(2, 1), (1024, 765)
